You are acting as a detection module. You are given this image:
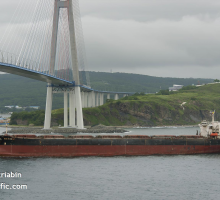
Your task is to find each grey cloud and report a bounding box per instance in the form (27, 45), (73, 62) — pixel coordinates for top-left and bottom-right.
(80, 0), (220, 22)
(78, 0), (220, 78)
(82, 15), (220, 77)
(0, 0), (220, 79)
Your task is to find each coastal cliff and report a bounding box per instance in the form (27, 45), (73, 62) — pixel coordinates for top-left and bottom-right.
(10, 83), (220, 127)
(84, 83), (220, 126)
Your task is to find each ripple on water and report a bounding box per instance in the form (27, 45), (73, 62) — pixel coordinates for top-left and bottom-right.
(0, 127), (220, 200)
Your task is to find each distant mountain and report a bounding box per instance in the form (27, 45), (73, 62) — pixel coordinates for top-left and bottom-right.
(0, 72), (213, 112)
(89, 71), (213, 93)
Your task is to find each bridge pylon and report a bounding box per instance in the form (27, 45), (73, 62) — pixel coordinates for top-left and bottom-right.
(44, 0), (84, 129)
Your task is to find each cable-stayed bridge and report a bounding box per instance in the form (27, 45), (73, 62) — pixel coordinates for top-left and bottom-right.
(0, 51), (73, 85)
(0, 0), (132, 129)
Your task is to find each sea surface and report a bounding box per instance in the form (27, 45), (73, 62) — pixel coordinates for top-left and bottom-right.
(1, 126), (220, 200)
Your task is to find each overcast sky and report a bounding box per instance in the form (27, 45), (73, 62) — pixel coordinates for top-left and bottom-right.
(0, 0), (220, 78)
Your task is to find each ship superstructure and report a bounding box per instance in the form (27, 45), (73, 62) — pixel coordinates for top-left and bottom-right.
(199, 111), (220, 137)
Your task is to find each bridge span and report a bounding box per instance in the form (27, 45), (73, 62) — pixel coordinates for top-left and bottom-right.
(0, 53), (133, 129)
(0, 0), (134, 129)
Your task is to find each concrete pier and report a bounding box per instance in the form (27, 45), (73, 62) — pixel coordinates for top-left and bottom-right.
(114, 94), (119, 100)
(64, 92), (68, 127)
(44, 85), (53, 129)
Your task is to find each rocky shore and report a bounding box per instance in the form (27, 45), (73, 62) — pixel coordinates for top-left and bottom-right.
(4, 125), (127, 134)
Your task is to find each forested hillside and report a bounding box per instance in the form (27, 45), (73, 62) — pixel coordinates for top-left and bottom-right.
(0, 72), (213, 112)
(83, 83), (220, 126)
(0, 75), (63, 112)
(10, 83), (220, 126)
(89, 72), (213, 93)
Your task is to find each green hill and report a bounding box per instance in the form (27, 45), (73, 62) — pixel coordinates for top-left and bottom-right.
(83, 83), (220, 126)
(10, 83), (220, 126)
(89, 71), (213, 93)
(0, 72), (213, 113)
(0, 74), (62, 112)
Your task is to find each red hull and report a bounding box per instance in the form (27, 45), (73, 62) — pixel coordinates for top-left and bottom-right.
(1, 145), (220, 157)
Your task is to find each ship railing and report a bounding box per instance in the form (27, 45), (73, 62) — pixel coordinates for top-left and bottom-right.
(5, 134), (206, 140)
(68, 135), (94, 139)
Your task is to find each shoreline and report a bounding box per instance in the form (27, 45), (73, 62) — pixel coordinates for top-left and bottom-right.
(0, 124), (199, 134)
(2, 125), (127, 134)
(0, 124), (199, 129)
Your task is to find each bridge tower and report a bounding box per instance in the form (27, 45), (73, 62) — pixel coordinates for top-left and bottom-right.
(44, 0), (84, 129)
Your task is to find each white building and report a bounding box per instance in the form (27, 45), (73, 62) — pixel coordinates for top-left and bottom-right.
(5, 105), (15, 109)
(5, 105), (22, 109)
(29, 106), (40, 109)
(169, 84), (183, 91)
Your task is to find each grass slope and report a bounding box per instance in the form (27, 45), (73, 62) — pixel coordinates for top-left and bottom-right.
(83, 83), (220, 126)
(0, 72), (213, 112)
(10, 83), (220, 126)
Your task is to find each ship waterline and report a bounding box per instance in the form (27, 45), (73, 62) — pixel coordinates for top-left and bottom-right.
(1, 135), (220, 157)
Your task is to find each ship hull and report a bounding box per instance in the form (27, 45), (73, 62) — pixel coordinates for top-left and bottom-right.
(1, 145), (220, 157)
(1, 137), (220, 157)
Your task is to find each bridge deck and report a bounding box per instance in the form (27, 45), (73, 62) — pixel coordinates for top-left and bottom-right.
(0, 62), (134, 94)
(0, 62), (73, 86)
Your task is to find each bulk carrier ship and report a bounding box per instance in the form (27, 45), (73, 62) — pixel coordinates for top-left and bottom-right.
(0, 111), (220, 157)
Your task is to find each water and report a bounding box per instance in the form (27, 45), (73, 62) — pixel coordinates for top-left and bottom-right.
(1, 127), (220, 200)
